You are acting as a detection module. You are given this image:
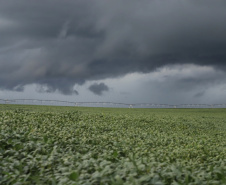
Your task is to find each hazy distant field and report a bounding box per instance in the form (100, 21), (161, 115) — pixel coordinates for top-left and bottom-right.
(0, 104), (226, 184)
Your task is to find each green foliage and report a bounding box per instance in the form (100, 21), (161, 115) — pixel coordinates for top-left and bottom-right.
(0, 106), (226, 184)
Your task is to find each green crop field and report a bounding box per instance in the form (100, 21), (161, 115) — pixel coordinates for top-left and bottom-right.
(0, 104), (226, 184)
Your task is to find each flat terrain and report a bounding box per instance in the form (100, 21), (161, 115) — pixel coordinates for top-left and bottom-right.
(0, 104), (226, 184)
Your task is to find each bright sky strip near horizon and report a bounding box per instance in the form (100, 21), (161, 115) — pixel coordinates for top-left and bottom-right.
(1, 0), (226, 104)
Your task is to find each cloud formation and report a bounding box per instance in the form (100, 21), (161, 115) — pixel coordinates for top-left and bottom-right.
(89, 83), (109, 96)
(0, 0), (226, 94)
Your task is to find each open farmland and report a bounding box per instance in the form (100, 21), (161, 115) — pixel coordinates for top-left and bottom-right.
(0, 105), (226, 184)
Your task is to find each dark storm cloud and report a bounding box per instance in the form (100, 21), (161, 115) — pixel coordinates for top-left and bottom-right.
(1, 0), (226, 94)
(89, 83), (109, 96)
(36, 80), (79, 95)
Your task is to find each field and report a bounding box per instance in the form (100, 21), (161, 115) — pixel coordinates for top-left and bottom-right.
(0, 104), (226, 185)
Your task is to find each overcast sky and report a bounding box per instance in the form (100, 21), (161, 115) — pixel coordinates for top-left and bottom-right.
(1, 0), (226, 105)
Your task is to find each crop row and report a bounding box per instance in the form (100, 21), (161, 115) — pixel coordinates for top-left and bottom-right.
(0, 109), (226, 184)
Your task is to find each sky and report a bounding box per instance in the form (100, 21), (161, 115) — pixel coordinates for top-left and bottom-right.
(1, 0), (226, 105)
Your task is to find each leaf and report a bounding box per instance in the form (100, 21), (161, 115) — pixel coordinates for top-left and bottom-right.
(113, 150), (118, 158)
(68, 172), (79, 181)
(43, 136), (48, 143)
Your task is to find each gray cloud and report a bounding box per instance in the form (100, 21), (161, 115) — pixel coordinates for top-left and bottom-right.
(0, 0), (226, 94)
(194, 91), (205, 98)
(89, 83), (109, 96)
